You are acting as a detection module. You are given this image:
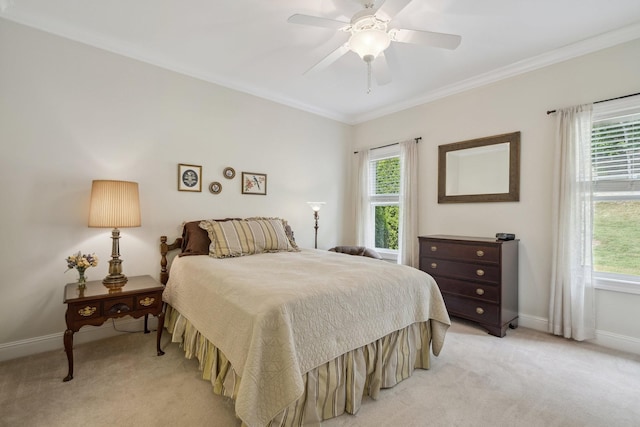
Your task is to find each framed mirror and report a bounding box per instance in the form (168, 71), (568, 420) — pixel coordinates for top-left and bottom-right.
(438, 131), (520, 203)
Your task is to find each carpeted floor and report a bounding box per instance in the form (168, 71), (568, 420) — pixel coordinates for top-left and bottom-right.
(1, 319), (639, 427)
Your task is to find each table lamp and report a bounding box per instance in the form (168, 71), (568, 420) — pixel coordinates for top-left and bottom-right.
(88, 180), (141, 290)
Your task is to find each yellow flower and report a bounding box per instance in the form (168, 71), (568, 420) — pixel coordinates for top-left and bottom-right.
(65, 251), (98, 273)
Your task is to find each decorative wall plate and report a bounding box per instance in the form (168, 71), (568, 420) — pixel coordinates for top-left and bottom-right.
(223, 167), (236, 179)
(209, 182), (222, 194)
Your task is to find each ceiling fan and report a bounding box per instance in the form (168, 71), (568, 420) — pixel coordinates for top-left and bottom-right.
(288, 0), (461, 93)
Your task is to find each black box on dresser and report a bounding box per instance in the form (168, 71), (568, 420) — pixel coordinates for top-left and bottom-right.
(419, 235), (519, 337)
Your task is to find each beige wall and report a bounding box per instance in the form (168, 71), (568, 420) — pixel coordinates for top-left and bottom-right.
(352, 39), (640, 352)
(1, 16), (639, 359)
(0, 19), (351, 355)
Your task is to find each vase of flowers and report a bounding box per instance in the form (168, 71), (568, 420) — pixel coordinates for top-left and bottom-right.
(65, 252), (98, 289)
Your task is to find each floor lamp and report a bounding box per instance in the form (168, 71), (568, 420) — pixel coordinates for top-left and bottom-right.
(306, 202), (326, 249)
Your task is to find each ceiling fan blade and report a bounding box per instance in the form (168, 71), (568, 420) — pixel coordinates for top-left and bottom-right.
(304, 44), (351, 75)
(392, 28), (461, 50)
(375, 0), (412, 21)
(373, 53), (392, 86)
(287, 14), (348, 30)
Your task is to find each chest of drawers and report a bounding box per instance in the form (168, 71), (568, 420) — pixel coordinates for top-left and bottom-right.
(419, 235), (519, 337)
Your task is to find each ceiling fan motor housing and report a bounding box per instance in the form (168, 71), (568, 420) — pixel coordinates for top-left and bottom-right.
(348, 11), (391, 61)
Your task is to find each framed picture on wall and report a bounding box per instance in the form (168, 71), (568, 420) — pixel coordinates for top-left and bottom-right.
(241, 172), (267, 195)
(209, 181), (222, 194)
(178, 163), (202, 192)
(223, 167), (236, 179)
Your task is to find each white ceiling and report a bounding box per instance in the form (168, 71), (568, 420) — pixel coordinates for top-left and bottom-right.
(2, 0), (640, 124)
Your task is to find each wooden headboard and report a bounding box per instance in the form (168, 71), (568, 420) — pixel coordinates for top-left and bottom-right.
(160, 236), (182, 285)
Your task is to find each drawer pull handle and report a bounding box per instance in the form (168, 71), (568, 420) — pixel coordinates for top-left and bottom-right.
(476, 269), (485, 276)
(476, 250), (484, 257)
(139, 297), (155, 307)
(430, 246), (437, 252)
(476, 307), (484, 315)
(78, 306), (97, 317)
(431, 263), (437, 269)
(476, 288), (485, 296)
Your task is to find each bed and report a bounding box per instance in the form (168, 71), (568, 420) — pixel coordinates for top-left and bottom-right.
(160, 217), (450, 427)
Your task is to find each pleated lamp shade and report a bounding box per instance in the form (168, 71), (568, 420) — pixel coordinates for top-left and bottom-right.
(88, 180), (141, 228)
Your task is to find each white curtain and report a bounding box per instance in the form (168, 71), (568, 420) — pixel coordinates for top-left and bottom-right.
(354, 150), (372, 248)
(398, 140), (418, 267)
(548, 104), (596, 341)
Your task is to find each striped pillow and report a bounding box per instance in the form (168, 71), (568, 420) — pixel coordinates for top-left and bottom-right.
(199, 218), (298, 258)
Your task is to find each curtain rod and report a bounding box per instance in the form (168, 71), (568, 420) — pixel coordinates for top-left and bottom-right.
(353, 137), (421, 154)
(546, 91), (640, 115)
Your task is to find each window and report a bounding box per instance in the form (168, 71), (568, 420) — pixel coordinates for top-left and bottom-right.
(368, 146), (400, 259)
(591, 98), (640, 293)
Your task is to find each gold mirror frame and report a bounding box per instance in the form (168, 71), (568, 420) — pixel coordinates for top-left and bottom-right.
(438, 131), (520, 203)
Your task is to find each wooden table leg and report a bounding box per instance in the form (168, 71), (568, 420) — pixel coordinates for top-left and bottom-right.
(156, 311), (165, 356)
(63, 329), (74, 382)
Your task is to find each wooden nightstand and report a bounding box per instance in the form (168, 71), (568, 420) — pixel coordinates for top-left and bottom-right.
(62, 275), (165, 382)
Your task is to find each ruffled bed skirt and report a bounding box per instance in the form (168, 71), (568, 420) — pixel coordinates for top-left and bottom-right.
(165, 305), (434, 426)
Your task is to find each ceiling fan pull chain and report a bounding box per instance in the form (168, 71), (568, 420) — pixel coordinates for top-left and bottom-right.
(367, 61), (372, 94)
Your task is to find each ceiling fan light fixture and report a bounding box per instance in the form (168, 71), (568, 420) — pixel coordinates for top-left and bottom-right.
(348, 28), (391, 62)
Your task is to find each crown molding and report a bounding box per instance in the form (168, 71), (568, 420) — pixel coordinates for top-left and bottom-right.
(0, 13), (351, 123)
(349, 21), (640, 124)
(2, 10), (639, 126)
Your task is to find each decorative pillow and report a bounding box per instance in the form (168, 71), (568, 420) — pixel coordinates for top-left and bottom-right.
(179, 218), (240, 257)
(179, 221), (211, 257)
(329, 245), (382, 259)
(199, 218), (299, 258)
(245, 217), (299, 251)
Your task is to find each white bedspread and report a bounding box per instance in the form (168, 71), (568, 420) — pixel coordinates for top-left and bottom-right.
(163, 249), (450, 427)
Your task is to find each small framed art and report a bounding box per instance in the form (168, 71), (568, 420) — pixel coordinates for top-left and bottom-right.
(241, 172), (267, 195)
(178, 164), (202, 192)
(223, 167), (236, 179)
(209, 181), (222, 194)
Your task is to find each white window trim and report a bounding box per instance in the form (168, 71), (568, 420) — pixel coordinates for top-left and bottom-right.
(591, 98), (640, 294)
(369, 145), (400, 262)
(594, 272), (640, 295)
(375, 248), (399, 262)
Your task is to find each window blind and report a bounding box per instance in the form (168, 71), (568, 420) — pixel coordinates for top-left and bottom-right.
(592, 113), (640, 193)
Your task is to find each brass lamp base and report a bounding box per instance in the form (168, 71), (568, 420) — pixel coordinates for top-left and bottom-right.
(102, 274), (128, 291)
(102, 227), (128, 291)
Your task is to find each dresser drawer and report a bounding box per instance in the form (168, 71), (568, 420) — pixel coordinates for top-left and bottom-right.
(422, 258), (501, 283)
(434, 277), (499, 303)
(442, 294), (500, 325)
(103, 296), (135, 316)
(135, 292), (162, 311)
(67, 302), (102, 323)
(421, 240), (500, 263)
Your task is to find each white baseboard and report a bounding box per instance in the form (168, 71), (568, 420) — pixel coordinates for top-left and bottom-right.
(591, 329), (640, 355)
(0, 316), (158, 362)
(518, 313), (640, 355)
(517, 313), (549, 332)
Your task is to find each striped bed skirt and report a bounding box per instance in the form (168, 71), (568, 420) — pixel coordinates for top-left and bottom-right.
(165, 305), (434, 426)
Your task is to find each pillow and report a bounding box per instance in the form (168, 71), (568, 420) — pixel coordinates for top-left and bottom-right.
(179, 218), (241, 257)
(179, 221), (211, 257)
(329, 245), (382, 259)
(246, 216), (299, 251)
(199, 218), (299, 258)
